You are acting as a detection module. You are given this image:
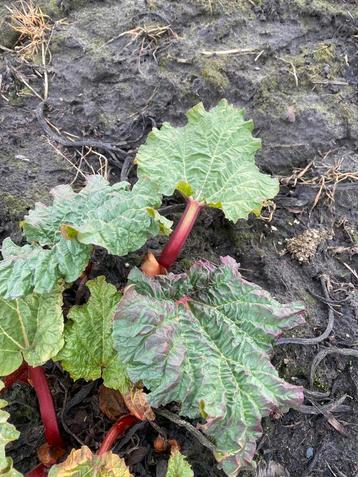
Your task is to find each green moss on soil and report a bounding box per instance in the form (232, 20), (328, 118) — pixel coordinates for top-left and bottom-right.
(287, 0), (358, 18)
(199, 57), (229, 90)
(2, 193), (29, 219)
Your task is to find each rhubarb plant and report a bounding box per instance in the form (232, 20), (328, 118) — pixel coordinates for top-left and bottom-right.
(0, 100), (306, 476)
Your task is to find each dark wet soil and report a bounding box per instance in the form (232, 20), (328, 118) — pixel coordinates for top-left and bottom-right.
(1, 0), (358, 476)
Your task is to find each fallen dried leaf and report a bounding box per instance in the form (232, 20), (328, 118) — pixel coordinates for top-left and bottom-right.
(99, 385), (128, 421)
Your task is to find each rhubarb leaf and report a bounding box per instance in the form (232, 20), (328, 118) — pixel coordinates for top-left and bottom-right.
(136, 99), (279, 222)
(0, 238), (90, 300)
(57, 276), (130, 392)
(166, 449), (193, 477)
(23, 175), (170, 256)
(113, 257), (305, 475)
(0, 381), (22, 476)
(0, 286), (64, 376)
(47, 446), (132, 476)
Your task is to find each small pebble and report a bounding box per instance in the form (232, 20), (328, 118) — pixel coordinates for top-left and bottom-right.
(306, 447), (314, 459)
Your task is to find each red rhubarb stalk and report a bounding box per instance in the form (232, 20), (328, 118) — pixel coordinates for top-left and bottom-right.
(159, 197), (203, 269)
(25, 464), (48, 477)
(2, 362), (28, 390)
(28, 366), (64, 449)
(97, 414), (139, 456)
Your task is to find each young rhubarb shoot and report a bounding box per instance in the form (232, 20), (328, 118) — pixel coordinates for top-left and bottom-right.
(28, 366), (64, 450)
(159, 197), (203, 269)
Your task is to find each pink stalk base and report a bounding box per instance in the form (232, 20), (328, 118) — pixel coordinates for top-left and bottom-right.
(159, 197), (203, 269)
(25, 464), (48, 477)
(97, 415), (139, 456)
(28, 366), (64, 449)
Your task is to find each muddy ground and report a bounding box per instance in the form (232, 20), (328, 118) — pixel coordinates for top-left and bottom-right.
(0, 0), (358, 475)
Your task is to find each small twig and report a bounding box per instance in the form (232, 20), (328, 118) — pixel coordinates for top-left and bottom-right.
(47, 140), (87, 180)
(10, 66), (43, 100)
(120, 155), (134, 182)
(41, 42), (48, 100)
(312, 80), (348, 86)
(296, 395), (350, 415)
(254, 49), (265, 62)
(201, 48), (257, 56)
(57, 378), (86, 447)
(303, 388), (330, 400)
(113, 422), (147, 451)
(275, 276), (334, 346)
(276, 56), (298, 87)
(0, 44), (14, 52)
(155, 408), (216, 453)
(310, 347), (358, 388)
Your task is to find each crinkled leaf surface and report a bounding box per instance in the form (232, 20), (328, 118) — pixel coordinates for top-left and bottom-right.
(23, 175), (170, 256)
(47, 446), (132, 477)
(166, 449), (193, 477)
(113, 257), (305, 475)
(0, 286), (64, 376)
(136, 99), (279, 222)
(57, 277), (130, 392)
(0, 238), (90, 300)
(0, 381), (22, 476)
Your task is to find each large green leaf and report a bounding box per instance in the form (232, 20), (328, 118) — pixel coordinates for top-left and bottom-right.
(57, 277), (130, 392)
(166, 449), (193, 477)
(0, 286), (64, 376)
(0, 381), (22, 476)
(0, 238), (90, 300)
(48, 446), (132, 476)
(136, 99), (279, 222)
(23, 175), (170, 256)
(113, 257), (305, 476)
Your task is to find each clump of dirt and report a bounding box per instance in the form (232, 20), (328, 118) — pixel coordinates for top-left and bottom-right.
(1, 0), (357, 476)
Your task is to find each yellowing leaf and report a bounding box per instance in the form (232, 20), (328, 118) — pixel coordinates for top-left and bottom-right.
(136, 99), (279, 222)
(47, 446), (132, 477)
(57, 277), (130, 393)
(0, 286), (64, 376)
